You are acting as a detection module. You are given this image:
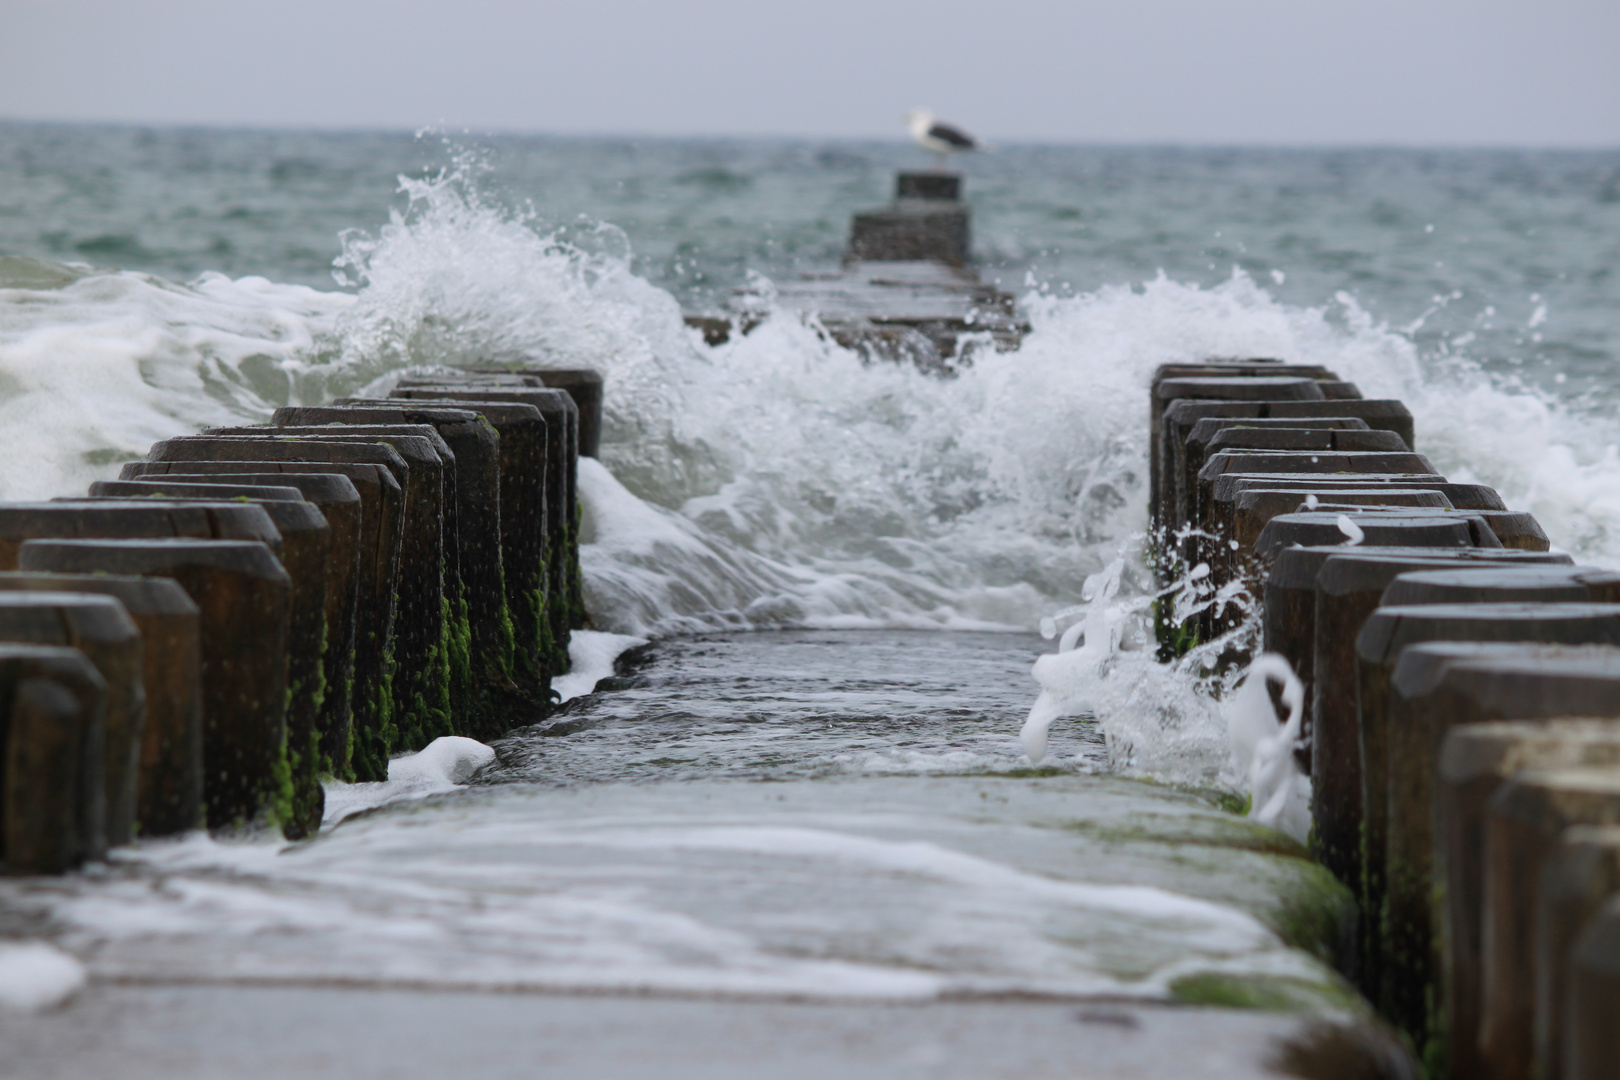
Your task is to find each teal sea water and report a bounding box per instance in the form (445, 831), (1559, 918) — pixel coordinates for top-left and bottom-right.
(1, 122), (1618, 648)
(5, 123), (1618, 392)
(0, 123), (1616, 1017)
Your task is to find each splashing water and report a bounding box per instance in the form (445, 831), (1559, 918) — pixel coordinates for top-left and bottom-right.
(1022, 561), (1128, 763)
(1336, 514), (1366, 545)
(1221, 655), (1312, 843)
(4, 147), (1620, 792)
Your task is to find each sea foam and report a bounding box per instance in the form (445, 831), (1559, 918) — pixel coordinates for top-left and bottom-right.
(4, 155), (1619, 792)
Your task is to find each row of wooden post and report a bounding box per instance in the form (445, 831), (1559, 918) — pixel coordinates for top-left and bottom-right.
(0, 367), (600, 875)
(1151, 362), (1615, 1080)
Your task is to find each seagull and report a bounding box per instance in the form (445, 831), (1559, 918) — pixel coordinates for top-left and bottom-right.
(904, 108), (978, 168)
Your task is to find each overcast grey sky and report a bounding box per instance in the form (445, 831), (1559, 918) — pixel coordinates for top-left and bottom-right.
(2, 0), (1617, 146)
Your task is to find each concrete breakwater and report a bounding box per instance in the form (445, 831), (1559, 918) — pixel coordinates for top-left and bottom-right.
(1, 166), (1609, 1079)
(0, 367), (597, 861)
(1151, 362), (1618, 1078)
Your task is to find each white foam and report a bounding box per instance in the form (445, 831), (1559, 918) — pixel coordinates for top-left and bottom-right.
(551, 629), (649, 703)
(5, 158), (1620, 792)
(321, 736), (495, 826)
(1223, 655), (1312, 842)
(0, 941), (85, 1012)
(23, 782), (1332, 1003)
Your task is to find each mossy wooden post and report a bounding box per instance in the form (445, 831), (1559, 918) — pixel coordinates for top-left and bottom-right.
(390, 386), (580, 675)
(198, 428), (449, 755)
(1259, 518), (1461, 773)
(1160, 396), (1417, 548)
(1209, 476), (1507, 558)
(1256, 507), (1485, 557)
(1535, 826), (1620, 1080)
(88, 481), (304, 501)
(1294, 551), (1573, 901)
(1235, 488), (1451, 559)
(0, 571), (201, 838)
(133, 442), (405, 782)
(1359, 615), (1620, 1040)
(1205, 427), (1412, 457)
(1437, 725), (1620, 1080)
(1196, 428), (1410, 546)
(1468, 509), (1551, 551)
(71, 492), (330, 840)
(20, 538), (292, 833)
(453, 368), (608, 459)
(1381, 565), (1620, 607)
(0, 501), (282, 568)
(1485, 767), (1620, 1080)
(1149, 374), (1327, 536)
(271, 406), (509, 739)
(1182, 416), (1375, 536)
(0, 646), (108, 873)
(1223, 511), (1487, 652)
(1566, 891), (1620, 1079)
(100, 474), (361, 760)
(358, 395), (551, 696)
(0, 594), (142, 848)
(527, 369), (604, 458)
(118, 463), (386, 779)
(1198, 451), (1440, 555)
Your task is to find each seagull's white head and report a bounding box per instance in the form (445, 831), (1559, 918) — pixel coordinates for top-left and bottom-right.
(903, 108), (933, 135)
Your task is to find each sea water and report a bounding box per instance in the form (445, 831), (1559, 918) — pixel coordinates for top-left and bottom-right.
(0, 122), (1616, 1005)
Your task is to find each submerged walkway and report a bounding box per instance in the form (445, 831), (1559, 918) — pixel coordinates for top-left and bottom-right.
(0, 631), (1396, 1079)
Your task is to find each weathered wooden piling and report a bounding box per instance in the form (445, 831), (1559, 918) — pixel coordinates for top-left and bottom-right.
(1206, 424), (1409, 458)
(1260, 548), (1572, 887)
(199, 427), (451, 757)
(1147, 357), (1619, 1076)
(1536, 824), (1620, 1080)
(1467, 509), (1552, 551)
(452, 367), (606, 459)
(68, 491), (331, 839)
(19, 538), (291, 833)
(388, 386), (580, 675)
(89, 478), (360, 797)
(0, 646), (108, 873)
(1354, 608), (1620, 1023)
(847, 172), (971, 265)
(1485, 766), (1620, 1080)
(1152, 361), (1342, 382)
(138, 441), (406, 781)
(1437, 721), (1620, 1080)
(0, 500), (283, 568)
(118, 462), (393, 779)
(1566, 889), (1620, 1079)
(1381, 565), (1620, 608)
(0, 593), (143, 849)
(0, 571), (201, 839)
(1200, 475), (1509, 595)
(1233, 488), (1452, 558)
(1195, 429), (1410, 517)
(1181, 416), (1375, 534)
(1151, 376), (1331, 530)
(1241, 515), (1497, 630)
(1256, 510), (1492, 555)
(1210, 477), (1506, 549)
(339, 396), (552, 698)
(1156, 396), (1417, 536)
(530, 370), (603, 459)
(1371, 630), (1620, 1045)
(1197, 452), (1441, 544)
(271, 406), (513, 738)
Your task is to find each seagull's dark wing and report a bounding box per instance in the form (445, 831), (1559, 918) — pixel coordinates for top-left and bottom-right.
(928, 123), (976, 149)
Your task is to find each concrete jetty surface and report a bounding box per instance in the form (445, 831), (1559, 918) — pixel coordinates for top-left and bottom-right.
(25, 170), (1620, 1079)
(0, 630), (1403, 1080)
